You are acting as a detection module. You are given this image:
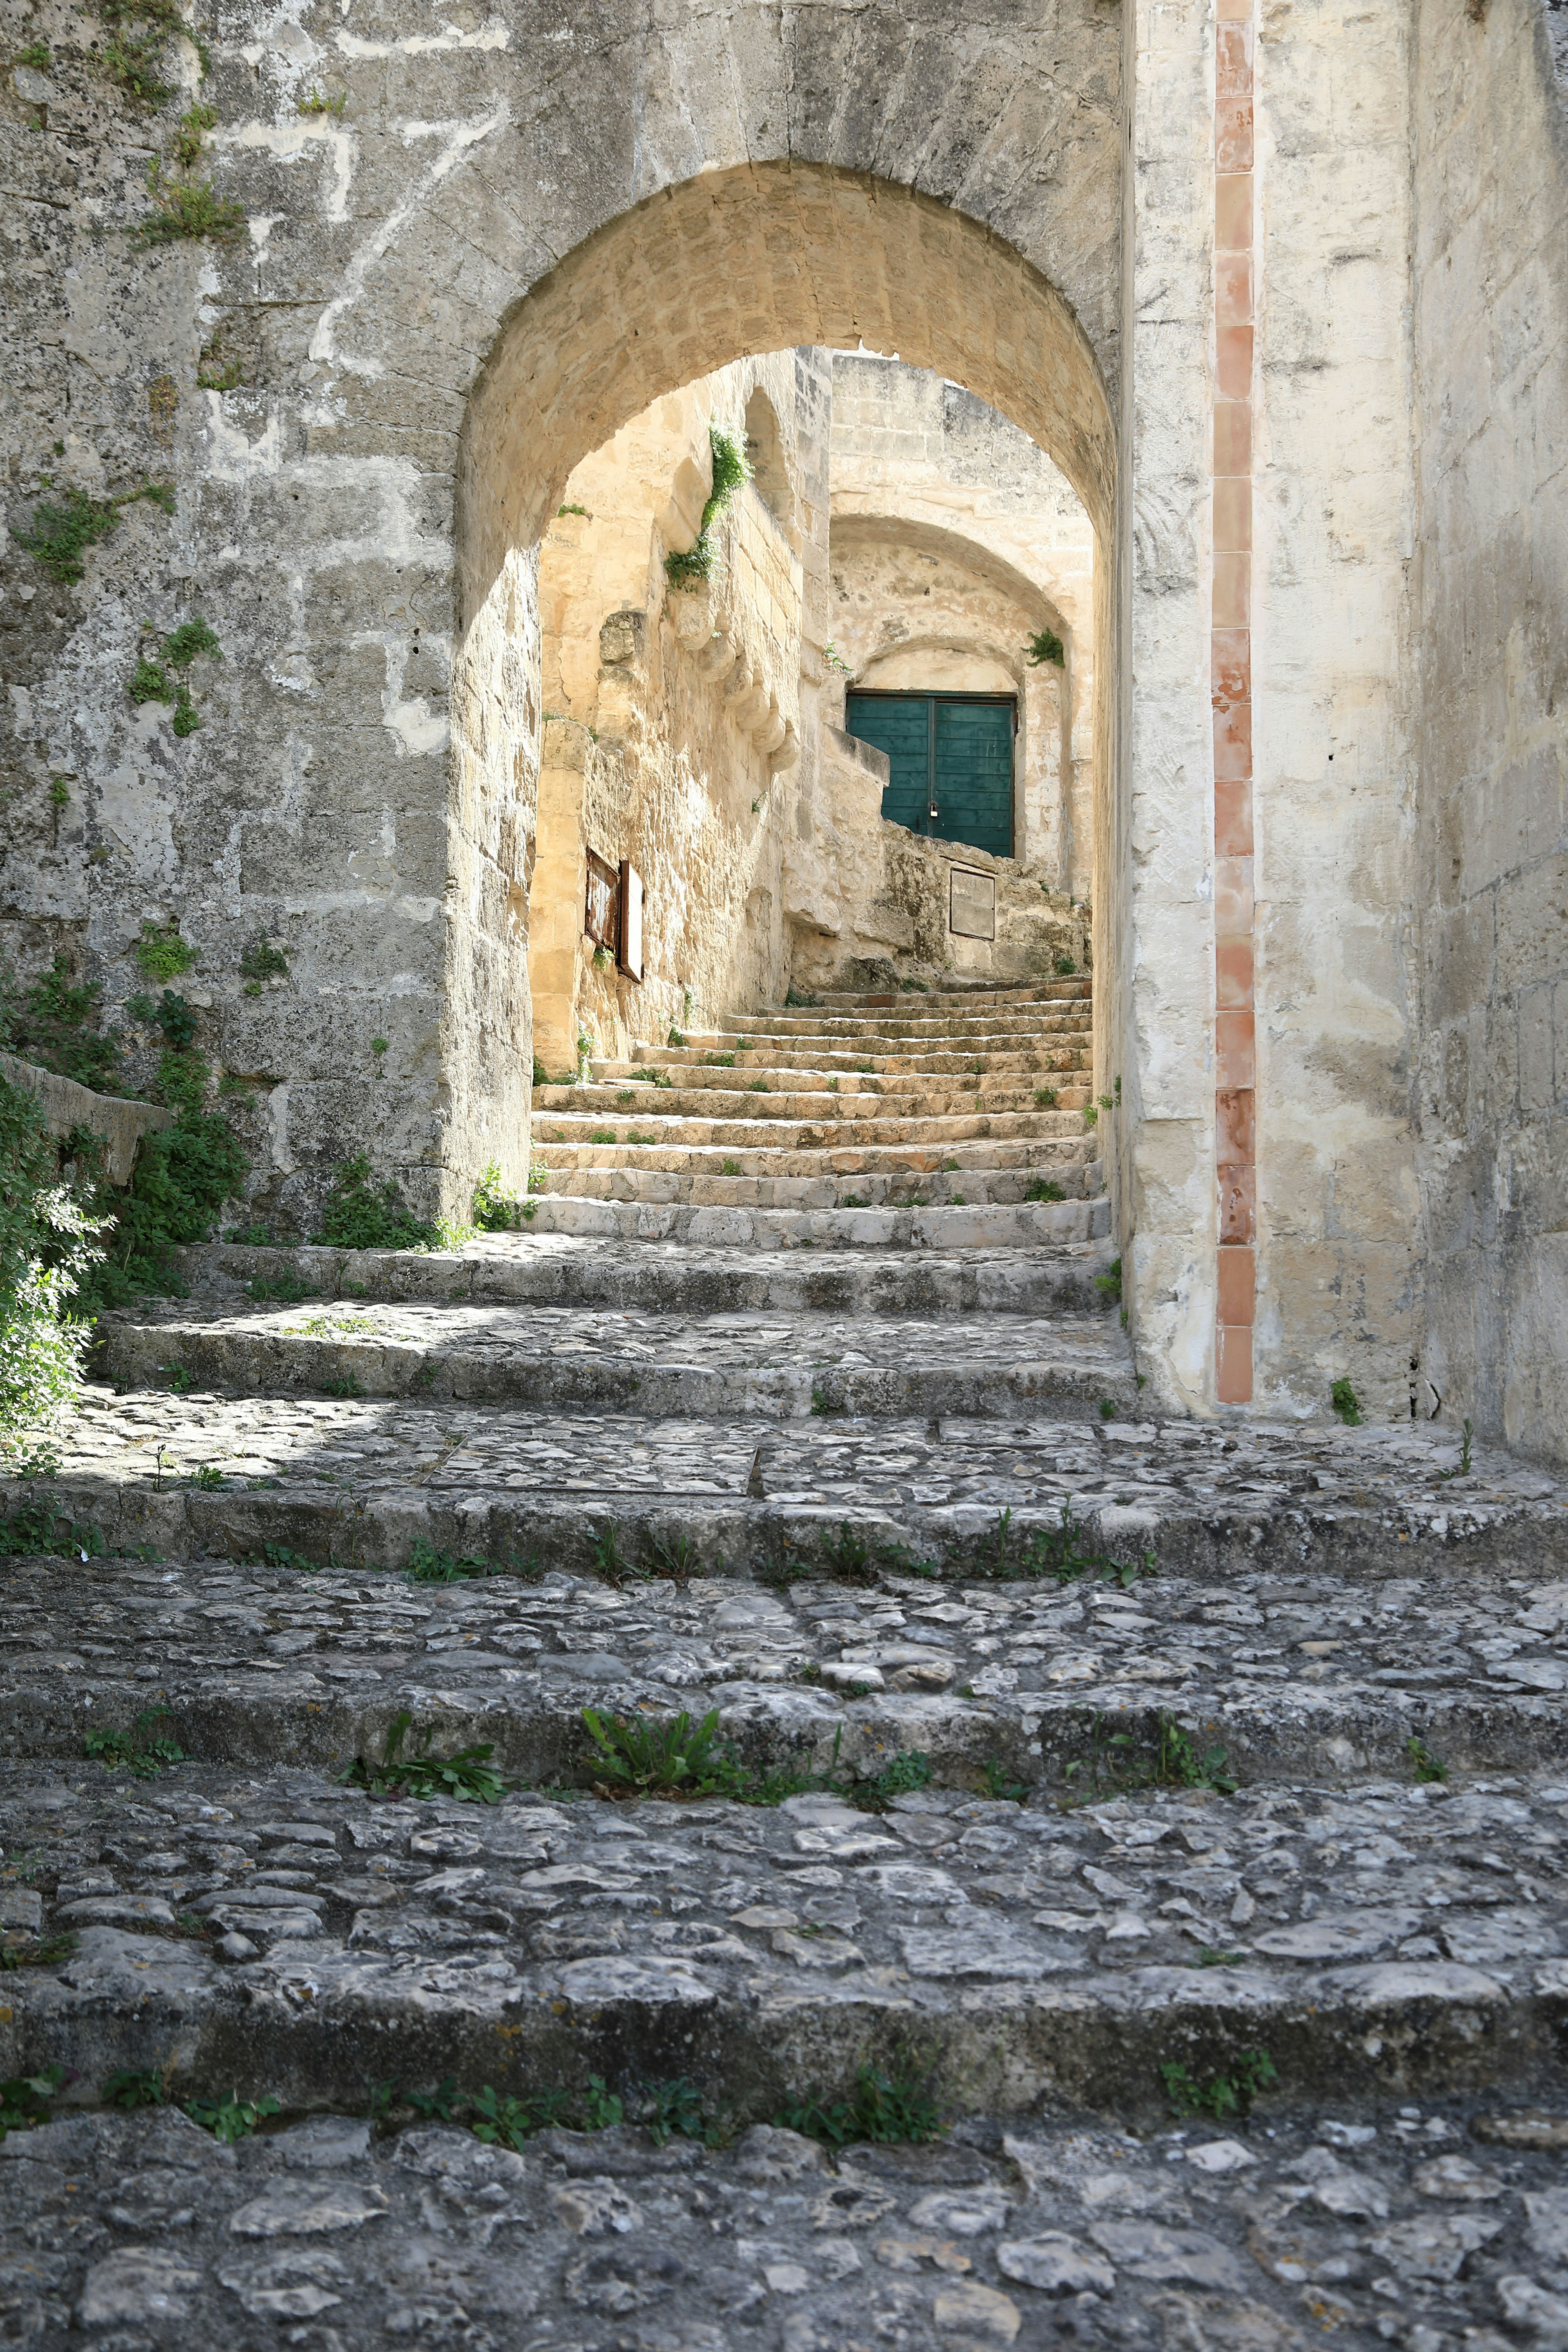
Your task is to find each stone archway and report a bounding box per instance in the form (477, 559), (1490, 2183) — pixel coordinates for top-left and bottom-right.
(448, 160), (1118, 1214)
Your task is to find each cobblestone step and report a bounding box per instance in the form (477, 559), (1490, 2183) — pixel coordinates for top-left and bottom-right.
(10, 2074), (1568, 2352)
(95, 1303), (1134, 1420)
(174, 1236), (1118, 1315)
(3, 1741), (1568, 2132)
(11, 1396), (1561, 1581)
(508, 1196), (1114, 1248)
(6, 1544), (1568, 1789)
(523, 1164), (1102, 1210)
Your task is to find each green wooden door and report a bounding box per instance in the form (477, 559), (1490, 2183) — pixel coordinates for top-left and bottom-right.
(845, 692), (1015, 858)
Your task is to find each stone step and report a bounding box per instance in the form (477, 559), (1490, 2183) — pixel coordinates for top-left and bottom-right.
(499, 1196), (1112, 1249)
(173, 1236), (1119, 1318)
(722, 1013), (1094, 1045)
(11, 2092), (1568, 2352)
(11, 1393), (1561, 1585)
(6, 1538), (1568, 1787)
(529, 1108), (1098, 1150)
(529, 1136), (1100, 1182)
(96, 1302), (1132, 1421)
(2, 1736), (1566, 2128)
(624, 1046), (1092, 1081)
(524, 1165), (1101, 1211)
(537, 1088), (1095, 1128)
(813, 976), (1091, 1004)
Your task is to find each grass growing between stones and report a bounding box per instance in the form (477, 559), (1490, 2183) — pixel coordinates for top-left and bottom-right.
(0, 2064), (71, 2141)
(776, 2061), (946, 2148)
(1159, 2049), (1277, 2121)
(185, 2090), (281, 2143)
(1064, 1710), (1238, 1804)
(339, 1711), (510, 1804)
(582, 1706), (847, 1807)
(82, 1704), (186, 1778)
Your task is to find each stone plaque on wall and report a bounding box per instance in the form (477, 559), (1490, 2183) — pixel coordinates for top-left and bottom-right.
(949, 863), (996, 940)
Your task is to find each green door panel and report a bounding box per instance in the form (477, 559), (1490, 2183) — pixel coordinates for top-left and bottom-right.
(845, 692), (1014, 859)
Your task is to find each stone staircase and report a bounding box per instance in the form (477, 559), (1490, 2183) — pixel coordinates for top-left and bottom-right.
(4, 973), (1568, 2348)
(525, 976), (1109, 1248)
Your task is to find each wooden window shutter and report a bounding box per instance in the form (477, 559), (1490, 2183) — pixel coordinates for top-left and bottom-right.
(618, 861), (643, 982)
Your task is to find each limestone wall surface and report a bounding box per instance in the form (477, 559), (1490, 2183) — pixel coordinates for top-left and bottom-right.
(1411, 0), (1568, 1467)
(0, 2), (1121, 1236)
(826, 354), (1094, 895)
(527, 348), (818, 1075)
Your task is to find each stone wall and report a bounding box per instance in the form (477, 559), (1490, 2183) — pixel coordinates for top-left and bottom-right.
(826, 355), (1094, 895)
(526, 351), (817, 1073)
(1411, 0), (1568, 1466)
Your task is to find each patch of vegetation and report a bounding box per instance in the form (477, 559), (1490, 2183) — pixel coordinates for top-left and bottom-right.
(0, 1932), (76, 1973)
(103, 2066), (171, 2109)
(132, 920), (196, 982)
(0, 2064), (71, 2141)
(1100, 1399), (1118, 1420)
(1330, 1376), (1362, 1426)
(472, 1158), (523, 1231)
(185, 2089), (281, 2143)
(664, 422), (751, 586)
(776, 2061), (945, 2149)
(83, 1703), (186, 1777)
(1160, 2049), (1277, 2121)
(196, 328), (243, 390)
(406, 2077), (459, 2123)
(1194, 1947), (1247, 1969)
(556, 501), (589, 519)
(239, 936), (288, 993)
(1025, 1178), (1065, 1203)
(130, 618), (221, 737)
(1094, 1255), (1123, 1306)
(860, 1751), (931, 1808)
(581, 1707), (842, 1810)
(245, 1271), (315, 1303)
(1054, 953), (1077, 976)
(313, 1155), (438, 1252)
(0, 1494), (105, 1559)
(296, 84), (346, 114)
(16, 39), (52, 67)
(0, 1075), (105, 1454)
(82, 1100), (247, 1308)
(1034, 1087), (1058, 1109)
(405, 1537), (492, 1586)
(721, 1158), (741, 1176)
(10, 478), (173, 583)
(1026, 628), (1066, 670)
(94, 0), (209, 105)
(468, 2083), (572, 2149)
(1407, 1735), (1448, 1785)
(135, 157), (245, 245)
(1065, 1710), (1237, 1804)
(1437, 1417), (1474, 1480)
(975, 1501), (1152, 1591)
(339, 1710), (510, 1803)
(702, 1051), (735, 1067)
(982, 1757), (1028, 1803)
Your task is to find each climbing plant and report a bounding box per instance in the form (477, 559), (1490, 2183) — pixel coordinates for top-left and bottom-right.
(664, 423), (751, 588)
(0, 1077), (104, 1451)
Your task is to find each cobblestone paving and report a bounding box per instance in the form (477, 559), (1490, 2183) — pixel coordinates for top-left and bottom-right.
(97, 1302), (1136, 1418)
(11, 2091), (1568, 2352)
(5, 1757), (1568, 2111)
(15, 1394), (1564, 1582)
(6, 1551), (1568, 1785)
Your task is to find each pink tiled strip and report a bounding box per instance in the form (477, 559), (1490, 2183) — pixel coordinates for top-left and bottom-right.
(1214, 0), (1255, 1405)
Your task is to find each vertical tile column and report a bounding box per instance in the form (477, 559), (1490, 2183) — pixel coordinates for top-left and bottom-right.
(1214, 0), (1256, 1404)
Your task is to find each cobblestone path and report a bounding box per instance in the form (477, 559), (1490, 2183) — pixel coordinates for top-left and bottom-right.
(2, 980), (1567, 2350)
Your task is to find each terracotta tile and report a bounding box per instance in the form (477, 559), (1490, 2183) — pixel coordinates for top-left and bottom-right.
(1217, 254), (1254, 326)
(1214, 853), (1254, 931)
(1216, 24), (1253, 92)
(1217, 1245), (1256, 1325)
(1213, 702), (1252, 781)
(1214, 778), (1254, 858)
(1213, 553), (1250, 628)
(1217, 323), (1254, 400)
(1217, 1009), (1256, 1089)
(1216, 1086), (1256, 1167)
(1216, 174), (1253, 252)
(1211, 628), (1250, 705)
(1213, 400), (1252, 475)
(1216, 1321), (1254, 1403)
(1214, 477), (1252, 552)
(1216, 99), (1254, 174)
(1216, 933), (1254, 1007)
(1219, 1163), (1256, 1244)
